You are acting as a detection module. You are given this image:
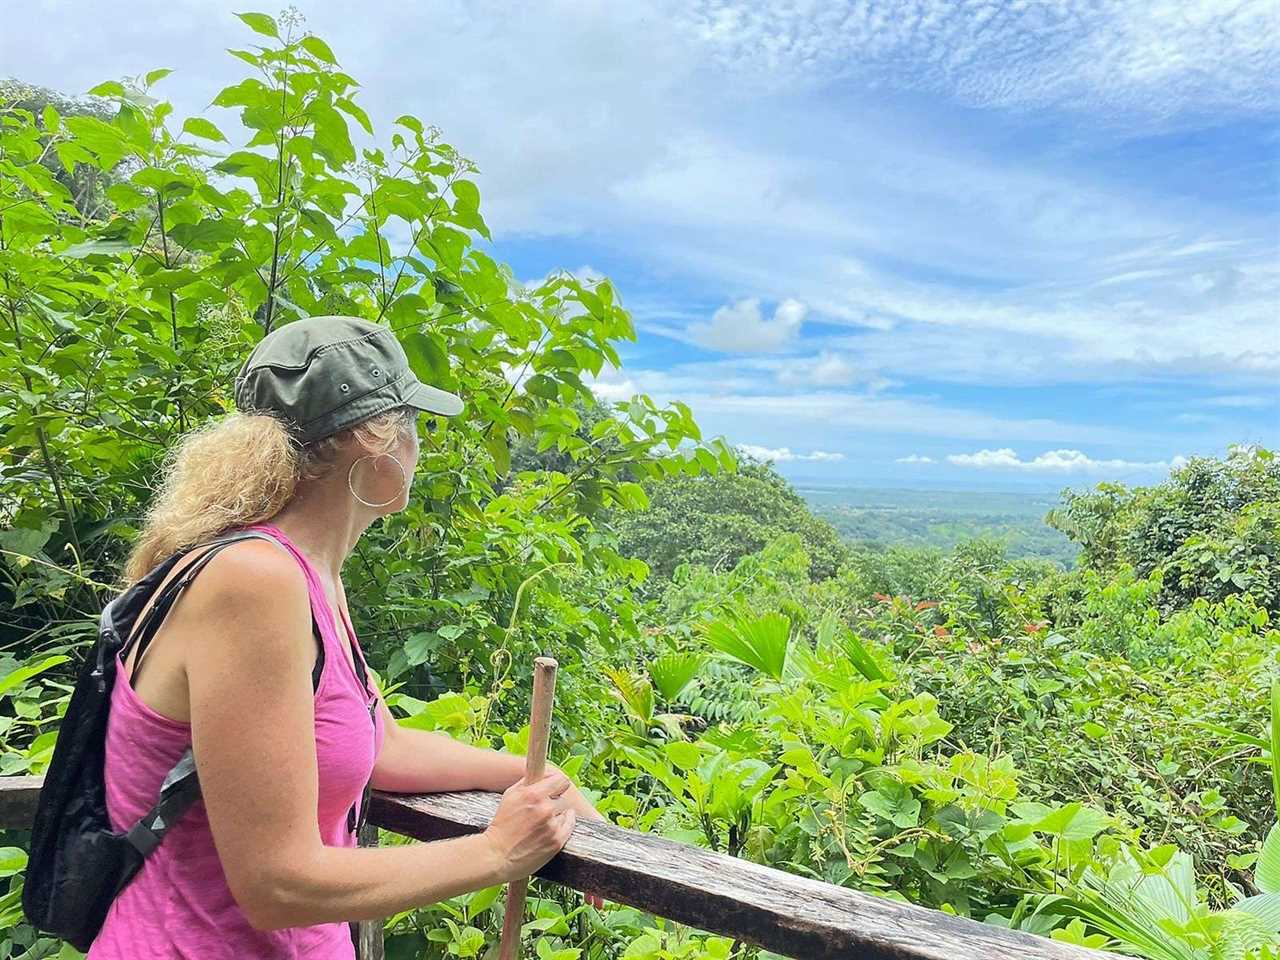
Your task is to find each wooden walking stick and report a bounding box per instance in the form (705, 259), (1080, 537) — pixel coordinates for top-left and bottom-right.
(497, 657), (559, 960)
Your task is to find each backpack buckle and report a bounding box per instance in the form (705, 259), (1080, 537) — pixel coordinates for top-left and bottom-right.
(124, 820), (162, 858)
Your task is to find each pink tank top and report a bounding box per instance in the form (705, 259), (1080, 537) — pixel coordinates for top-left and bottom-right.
(88, 522), (386, 959)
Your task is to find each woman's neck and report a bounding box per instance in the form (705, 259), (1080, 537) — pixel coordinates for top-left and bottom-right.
(266, 479), (375, 581)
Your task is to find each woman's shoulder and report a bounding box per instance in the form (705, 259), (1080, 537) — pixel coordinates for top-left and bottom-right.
(177, 537), (317, 687)
(180, 535), (311, 624)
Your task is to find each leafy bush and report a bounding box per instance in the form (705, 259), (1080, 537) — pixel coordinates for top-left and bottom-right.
(614, 461), (848, 584)
(1050, 446), (1280, 614)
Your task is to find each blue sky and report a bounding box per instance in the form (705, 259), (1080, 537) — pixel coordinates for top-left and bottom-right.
(6, 1), (1278, 487)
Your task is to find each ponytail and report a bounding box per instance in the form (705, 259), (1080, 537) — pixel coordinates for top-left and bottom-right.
(119, 405), (416, 587)
(119, 412), (299, 586)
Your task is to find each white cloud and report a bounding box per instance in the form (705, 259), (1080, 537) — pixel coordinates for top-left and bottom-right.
(896, 454), (935, 464)
(1203, 394), (1274, 409)
(589, 378), (638, 402)
(602, 358), (1143, 447)
(619, 128), (1280, 387)
(689, 298), (806, 353)
(946, 448), (1187, 472)
(737, 444), (845, 463)
(685, 388), (1135, 444)
(811, 352), (857, 386)
(776, 350), (862, 387)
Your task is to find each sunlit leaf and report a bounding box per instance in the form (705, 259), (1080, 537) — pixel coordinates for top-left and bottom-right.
(234, 11), (278, 38)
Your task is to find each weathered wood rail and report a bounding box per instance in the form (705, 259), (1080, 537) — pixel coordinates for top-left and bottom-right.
(0, 777), (1117, 960)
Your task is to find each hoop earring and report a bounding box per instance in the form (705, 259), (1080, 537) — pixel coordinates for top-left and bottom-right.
(347, 453), (409, 509)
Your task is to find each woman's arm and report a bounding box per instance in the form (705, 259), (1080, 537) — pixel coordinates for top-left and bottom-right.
(181, 542), (576, 930)
(369, 667), (607, 910)
(370, 707), (527, 792)
(370, 693), (605, 823)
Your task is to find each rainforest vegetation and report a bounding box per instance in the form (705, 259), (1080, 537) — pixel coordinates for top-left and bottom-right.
(1, 12), (1277, 960)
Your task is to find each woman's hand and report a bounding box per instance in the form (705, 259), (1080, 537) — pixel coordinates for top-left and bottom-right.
(558, 777), (607, 910)
(482, 770), (577, 881)
(370, 723), (609, 909)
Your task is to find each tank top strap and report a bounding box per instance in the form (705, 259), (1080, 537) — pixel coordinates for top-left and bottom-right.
(238, 523), (335, 641)
(238, 522), (369, 698)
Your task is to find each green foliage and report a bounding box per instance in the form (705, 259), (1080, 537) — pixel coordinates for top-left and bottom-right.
(648, 653), (706, 703)
(0, 10), (732, 715)
(1050, 446), (1280, 614)
(613, 461), (846, 584)
(701, 611), (791, 680)
(0, 12), (725, 958)
(1048, 845), (1270, 959)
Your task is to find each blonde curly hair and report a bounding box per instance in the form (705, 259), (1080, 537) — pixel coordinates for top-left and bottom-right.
(119, 405), (417, 587)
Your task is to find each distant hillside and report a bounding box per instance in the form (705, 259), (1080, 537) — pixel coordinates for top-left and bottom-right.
(799, 485), (1078, 566)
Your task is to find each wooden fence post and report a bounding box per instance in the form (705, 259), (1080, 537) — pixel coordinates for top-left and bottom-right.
(352, 821), (385, 960)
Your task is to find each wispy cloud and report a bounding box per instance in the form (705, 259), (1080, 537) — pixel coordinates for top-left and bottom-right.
(1203, 394), (1275, 409)
(776, 351), (865, 388)
(896, 454), (935, 464)
(589, 377), (639, 402)
(611, 363), (1140, 444)
(947, 448), (1187, 473)
(738, 444), (845, 463)
(679, 0), (1280, 119)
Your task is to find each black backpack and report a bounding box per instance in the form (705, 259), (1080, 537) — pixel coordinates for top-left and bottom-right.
(21, 527), (372, 950)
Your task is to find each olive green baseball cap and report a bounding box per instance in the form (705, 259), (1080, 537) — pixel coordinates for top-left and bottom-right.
(234, 315), (463, 443)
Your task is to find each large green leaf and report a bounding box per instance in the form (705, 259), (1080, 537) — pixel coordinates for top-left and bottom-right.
(300, 35), (337, 64)
(604, 667), (653, 727)
(0, 847), (27, 879)
(234, 11), (278, 37)
(1258, 823), (1280, 895)
(701, 611), (790, 680)
(1034, 802), (1110, 842)
(860, 784), (921, 828)
(649, 652), (705, 702)
(1235, 892), (1280, 932)
(0, 655), (70, 699)
(181, 117), (227, 143)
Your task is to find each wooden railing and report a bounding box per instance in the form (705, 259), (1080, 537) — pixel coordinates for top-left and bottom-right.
(0, 777), (1118, 960)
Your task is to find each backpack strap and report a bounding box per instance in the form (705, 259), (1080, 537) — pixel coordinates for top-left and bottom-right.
(124, 530), (324, 691)
(123, 532), (264, 678)
(123, 748), (201, 859)
(343, 616), (372, 699)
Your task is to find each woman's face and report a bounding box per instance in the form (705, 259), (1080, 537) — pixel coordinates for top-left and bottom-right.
(386, 416), (422, 510)
(349, 414), (422, 513)
(400, 417), (422, 477)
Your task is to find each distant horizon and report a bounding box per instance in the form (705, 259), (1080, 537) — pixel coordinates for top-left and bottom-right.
(786, 475), (1087, 495)
(771, 456), (1210, 496)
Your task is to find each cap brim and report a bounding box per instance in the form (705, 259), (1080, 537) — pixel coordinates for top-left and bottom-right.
(405, 379), (464, 417)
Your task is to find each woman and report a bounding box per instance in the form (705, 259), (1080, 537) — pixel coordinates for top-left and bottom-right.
(88, 315), (603, 958)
